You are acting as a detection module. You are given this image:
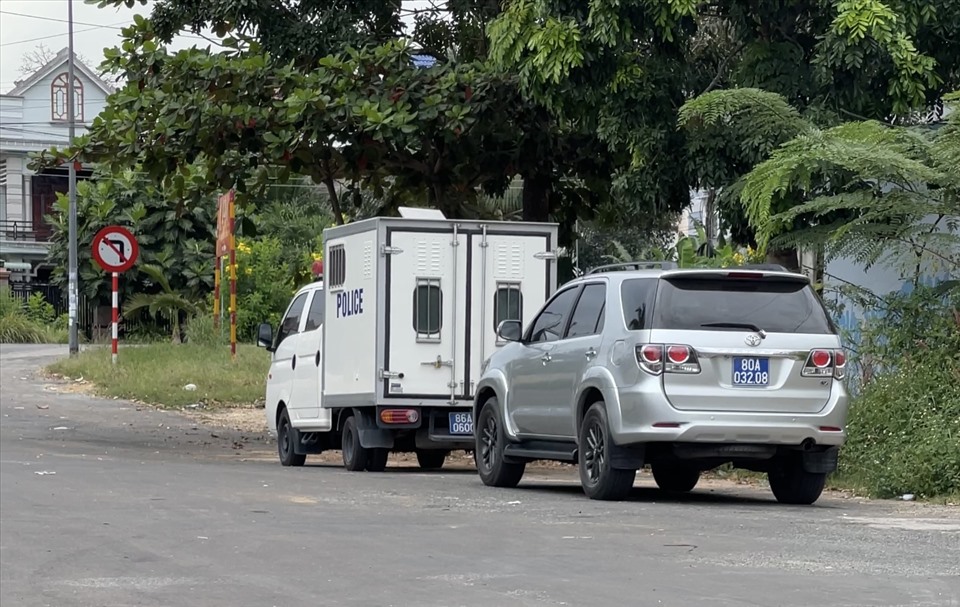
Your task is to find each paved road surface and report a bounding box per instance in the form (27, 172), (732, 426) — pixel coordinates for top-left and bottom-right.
(1, 344), (958, 607)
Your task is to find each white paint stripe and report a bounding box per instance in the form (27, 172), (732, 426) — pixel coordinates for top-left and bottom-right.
(112, 291), (118, 307)
(112, 323), (118, 339)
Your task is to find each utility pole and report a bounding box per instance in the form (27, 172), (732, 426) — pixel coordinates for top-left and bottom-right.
(67, 0), (79, 356)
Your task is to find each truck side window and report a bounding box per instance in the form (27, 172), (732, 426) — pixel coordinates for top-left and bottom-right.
(276, 293), (308, 347)
(527, 286), (579, 343)
(303, 291), (324, 332)
(494, 282), (523, 332)
(413, 278), (442, 339)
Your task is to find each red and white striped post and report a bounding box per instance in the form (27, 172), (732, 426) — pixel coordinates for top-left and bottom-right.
(111, 271), (119, 364)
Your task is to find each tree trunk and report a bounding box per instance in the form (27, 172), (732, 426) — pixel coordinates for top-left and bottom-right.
(171, 310), (181, 344)
(766, 247), (801, 273)
(322, 159), (345, 225)
(522, 174), (551, 222)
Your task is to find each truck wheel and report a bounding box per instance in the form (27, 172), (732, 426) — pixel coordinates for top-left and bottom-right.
(341, 415), (368, 471)
(416, 450), (447, 470)
(651, 462), (700, 492)
(578, 402), (635, 501)
(366, 448), (389, 472)
(277, 408), (306, 467)
(768, 457), (826, 505)
(475, 397), (525, 488)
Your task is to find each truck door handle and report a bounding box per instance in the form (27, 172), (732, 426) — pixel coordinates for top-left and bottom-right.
(315, 350), (321, 367)
(585, 348), (597, 360)
(540, 353), (552, 364)
(292, 355), (297, 370)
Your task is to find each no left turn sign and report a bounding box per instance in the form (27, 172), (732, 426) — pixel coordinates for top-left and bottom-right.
(91, 225), (140, 273)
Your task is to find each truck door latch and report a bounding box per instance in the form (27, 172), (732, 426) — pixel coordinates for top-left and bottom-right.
(421, 355), (453, 369)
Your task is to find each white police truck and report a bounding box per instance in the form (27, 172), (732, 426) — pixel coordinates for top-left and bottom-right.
(257, 208), (558, 471)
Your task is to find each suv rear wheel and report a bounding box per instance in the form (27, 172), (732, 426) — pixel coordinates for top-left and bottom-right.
(578, 402), (636, 501)
(768, 457), (827, 505)
(475, 397), (525, 488)
(651, 462), (700, 493)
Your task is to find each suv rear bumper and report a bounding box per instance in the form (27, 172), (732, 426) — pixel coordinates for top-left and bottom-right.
(609, 379), (850, 447)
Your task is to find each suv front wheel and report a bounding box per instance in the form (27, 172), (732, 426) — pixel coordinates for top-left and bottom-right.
(475, 397), (525, 488)
(578, 402), (636, 500)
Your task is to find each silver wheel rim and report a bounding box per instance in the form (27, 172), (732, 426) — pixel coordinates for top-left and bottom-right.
(584, 421), (605, 484)
(480, 413), (497, 472)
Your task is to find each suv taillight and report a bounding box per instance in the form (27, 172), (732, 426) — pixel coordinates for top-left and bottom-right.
(802, 348), (846, 379)
(636, 344), (701, 375)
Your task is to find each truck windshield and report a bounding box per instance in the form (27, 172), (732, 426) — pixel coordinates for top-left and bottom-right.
(650, 277), (835, 334)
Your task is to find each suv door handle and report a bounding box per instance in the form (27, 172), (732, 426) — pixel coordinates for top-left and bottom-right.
(292, 355), (297, 370)
(315, 350), (321, 367)
(540, 353), (552, 364)
(585, 348), (598, 360)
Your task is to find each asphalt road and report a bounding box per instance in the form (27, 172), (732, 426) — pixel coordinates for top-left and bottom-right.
(1, 344), (959, 607)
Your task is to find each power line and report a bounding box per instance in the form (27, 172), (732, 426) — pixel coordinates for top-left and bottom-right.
(0, 23), (123, 47)
(0, 9), (129, 29)
(0, 10), (212, 46)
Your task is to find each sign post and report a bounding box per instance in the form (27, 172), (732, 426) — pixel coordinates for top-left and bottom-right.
(216, 190), (237, 360)
(91, 225), (139, 364)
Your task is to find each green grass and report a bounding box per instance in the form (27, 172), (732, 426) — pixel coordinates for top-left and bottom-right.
(47, 343), (270, 408)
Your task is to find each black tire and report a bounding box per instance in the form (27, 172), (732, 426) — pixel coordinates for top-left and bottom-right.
(651, 462), (700, 493)
(474, 397), (525, 488)
(277, 408), (306, 467)
(341, 415), (368, 471)
(416, 450), (447, 470)
(365, 448), (389, 472)
(768, 457), (827, 505)
(578, 402), (636, 501)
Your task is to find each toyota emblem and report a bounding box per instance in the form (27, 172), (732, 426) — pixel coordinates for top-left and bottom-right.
(745, 333), (762, 347)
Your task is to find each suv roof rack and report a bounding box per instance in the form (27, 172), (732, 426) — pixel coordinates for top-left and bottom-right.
(586, 261), (679, 275)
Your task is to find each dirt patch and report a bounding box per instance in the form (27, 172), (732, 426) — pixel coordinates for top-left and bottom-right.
(182, 405), (269, 434)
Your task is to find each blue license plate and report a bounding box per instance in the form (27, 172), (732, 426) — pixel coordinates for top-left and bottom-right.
(449, 412), (474, 435)
(732, 357), (770, 386)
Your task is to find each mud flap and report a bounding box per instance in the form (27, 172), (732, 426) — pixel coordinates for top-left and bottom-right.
(609, 443), (645, 470)
(802, 446), (839, 474)
(354, 407), (395, 449)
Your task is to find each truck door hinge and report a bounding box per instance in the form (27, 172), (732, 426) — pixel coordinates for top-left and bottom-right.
(380, 244), (403, 256)
(534, 250), (559, 261)
(421, 355), (453, 369)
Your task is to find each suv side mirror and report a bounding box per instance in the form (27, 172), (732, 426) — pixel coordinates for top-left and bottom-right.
(496, 320), (523, 342)
(256, 323), (274, 351)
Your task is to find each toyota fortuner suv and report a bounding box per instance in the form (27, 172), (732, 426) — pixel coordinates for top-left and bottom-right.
(472, 262), (849, 505)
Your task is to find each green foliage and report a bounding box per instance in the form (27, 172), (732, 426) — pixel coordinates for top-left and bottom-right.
(839, 359), (960, 499)
(739, 93), (960, 272)
(235, 237), (298, 341)
(44, 169), (215, 306)
(184, 313), (227, 347)
(0, 291), (68, 344)
(123, 264), (202, 343)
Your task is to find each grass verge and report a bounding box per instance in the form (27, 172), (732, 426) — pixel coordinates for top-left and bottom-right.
(47, 343), (269, 408)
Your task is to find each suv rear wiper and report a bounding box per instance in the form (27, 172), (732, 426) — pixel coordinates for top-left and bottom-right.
(700, 322), (766, 337)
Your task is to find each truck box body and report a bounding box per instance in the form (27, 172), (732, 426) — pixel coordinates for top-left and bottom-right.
(321, 214), (558, 412)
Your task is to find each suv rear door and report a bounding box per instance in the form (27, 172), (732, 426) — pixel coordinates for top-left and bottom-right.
(647, 271), (840, 414)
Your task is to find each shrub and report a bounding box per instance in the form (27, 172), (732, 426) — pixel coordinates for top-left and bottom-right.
(184, 313), (228, 346)
(0, 291), (69, 344)
(839, 356), (960, 499)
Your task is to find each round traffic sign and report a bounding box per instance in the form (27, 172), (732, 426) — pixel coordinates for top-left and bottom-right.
(91, 225), (140, 273)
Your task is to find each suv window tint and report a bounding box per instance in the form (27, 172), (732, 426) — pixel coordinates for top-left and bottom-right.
(565, 283), (606, 339)
(620, 278), (657, 330)
(653, 277), (835, 334)
(527, 286), (580, 343)
(304, 291), (324, 331)
(276, 292), (309, 346)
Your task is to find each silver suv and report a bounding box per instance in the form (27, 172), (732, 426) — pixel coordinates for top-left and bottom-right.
(472, 262), (849, 505)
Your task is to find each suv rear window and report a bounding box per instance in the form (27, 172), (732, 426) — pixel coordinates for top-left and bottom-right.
(651, 276), (835, 334)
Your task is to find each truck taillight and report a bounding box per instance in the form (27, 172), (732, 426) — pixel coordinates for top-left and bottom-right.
(380, 408), (420, 424)
(802, 349), (846, 379)
(636, 344), (701, 375)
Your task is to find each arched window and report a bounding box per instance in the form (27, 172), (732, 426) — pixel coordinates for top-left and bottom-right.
(51, 73), (83, 122)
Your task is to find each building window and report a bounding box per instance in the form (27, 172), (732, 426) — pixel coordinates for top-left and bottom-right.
(413, 278), (442, 340)
(494, 282), (523, 335)
(51, 73), (84, 122)
(327, 245), (346, 289)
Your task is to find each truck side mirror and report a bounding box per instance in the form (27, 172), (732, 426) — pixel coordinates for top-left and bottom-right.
(496, 320), (523, 342)
(256, 323), (274, 351)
